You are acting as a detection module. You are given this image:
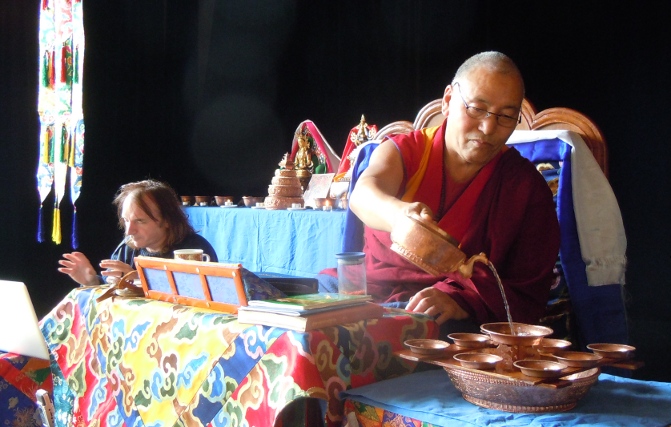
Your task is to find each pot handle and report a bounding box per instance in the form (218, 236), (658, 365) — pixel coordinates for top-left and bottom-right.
(456, 252), (489, 279)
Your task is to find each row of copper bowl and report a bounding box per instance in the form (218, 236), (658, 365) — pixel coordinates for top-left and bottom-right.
(404, 322), (636, 373)
(180, 195), (348, 209)
(404, 322), (636, 413)
(180, 196), (265, 207)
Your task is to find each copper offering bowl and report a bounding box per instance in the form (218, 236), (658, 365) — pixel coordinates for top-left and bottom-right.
(390, 213), (488, 278)
(586, 343), (635, 360)
(534, 338), (573, 355)
(444, 365), (600, 413)
(214, 195), (234, 206)
(513, 359), (568, 379)
(195, 196), (211, 206)
(453, 352), (502, 370)
(313, 197), (336, 209)
(404, 339), (450, 356)
(242, 196), (265, 207)
(480, 322), (554, 347)
(180, 195), (192, 206)
(552, 351), (603, 368)
(448, 333), (493, 349)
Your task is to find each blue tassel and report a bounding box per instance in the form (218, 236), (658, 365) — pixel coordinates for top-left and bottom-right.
(37, 205), (46, 243)
(71, 207), (79, 249)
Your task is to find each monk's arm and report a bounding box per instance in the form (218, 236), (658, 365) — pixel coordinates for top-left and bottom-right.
(349, 141), (411, 232)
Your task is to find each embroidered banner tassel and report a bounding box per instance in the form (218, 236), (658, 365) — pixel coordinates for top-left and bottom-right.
(62, 38), (73, 87)
(52, 207), (61, 244)
(37, 205), (46, 243)
(73, 46), (79, 83)
(60, 124), (68, 162)
(42, 126), (51, 164)
(42, 51), (50, 87)
(48, 50), (55, 88)
(71, 206), (79, 249)
(68, 130), (75, 167)
(60, 43), (67, 83)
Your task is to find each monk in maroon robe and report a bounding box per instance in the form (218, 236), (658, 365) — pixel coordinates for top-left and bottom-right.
(348, 52), (560, 327)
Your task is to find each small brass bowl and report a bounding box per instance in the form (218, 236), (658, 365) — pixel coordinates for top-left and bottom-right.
(586, 343), (635, 360)
(404, 339), (450, 355)
(196, 196), (212, 206)
(448, 333), (493, 349)
(195, 196), (211, 206)
(242, 196), (265, 207)
(481, 322), (554, 347)
(552, 351), (603, 368)
(313, 197), (336, 209)
(453, 352), (502, 370)
(180, 195), (192, 206)
(214, 195), (234, 206)
(514, 359), (568, 378)
(535, 338), (573, 355)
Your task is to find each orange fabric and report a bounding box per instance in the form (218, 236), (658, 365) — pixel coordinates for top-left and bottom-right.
(398, 123), (507, 242)
(400, 126), (440, 203)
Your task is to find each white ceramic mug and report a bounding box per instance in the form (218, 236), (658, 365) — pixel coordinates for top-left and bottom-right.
(173, 249), (211, 262)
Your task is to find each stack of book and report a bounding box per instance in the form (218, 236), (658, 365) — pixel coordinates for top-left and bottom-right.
(237, 293), (384, 332)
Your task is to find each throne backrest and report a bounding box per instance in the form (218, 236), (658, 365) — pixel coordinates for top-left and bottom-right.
(376, 99), (608, 178)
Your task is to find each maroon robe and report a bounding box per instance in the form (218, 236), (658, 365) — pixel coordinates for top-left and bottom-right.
(364, 121), (560, 325)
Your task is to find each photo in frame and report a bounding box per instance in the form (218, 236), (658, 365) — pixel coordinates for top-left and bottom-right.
(302, 173), (335, 208)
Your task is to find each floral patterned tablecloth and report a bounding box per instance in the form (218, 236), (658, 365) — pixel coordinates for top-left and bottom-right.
(40, 287), (437, 427)
(0, 351), (53, 427)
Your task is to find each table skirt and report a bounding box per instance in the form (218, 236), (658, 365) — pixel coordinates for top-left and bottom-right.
(341, 369), (671, 427)
(0, 351), (53, 427)
(41, 287), (437, 427)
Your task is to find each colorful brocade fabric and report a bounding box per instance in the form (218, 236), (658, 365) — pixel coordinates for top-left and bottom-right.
(0, 352), (53, 427)
(343, 399), (439, 427)
(40, 288), (437, 427)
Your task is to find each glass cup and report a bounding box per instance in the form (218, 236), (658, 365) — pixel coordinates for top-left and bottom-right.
(335, 252), (366, 295)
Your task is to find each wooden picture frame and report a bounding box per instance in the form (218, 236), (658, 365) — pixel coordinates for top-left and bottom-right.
(135, 256), (248, 313)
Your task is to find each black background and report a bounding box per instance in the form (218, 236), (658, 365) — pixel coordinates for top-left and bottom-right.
(1, 1), (669, 381)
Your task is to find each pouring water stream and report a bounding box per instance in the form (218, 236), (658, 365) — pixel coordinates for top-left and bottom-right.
(487, 261), (515, 335)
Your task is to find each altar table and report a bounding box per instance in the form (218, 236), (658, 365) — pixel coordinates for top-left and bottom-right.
(0, 351), (53, 426)
(341, 370), (671, 426)
(184, 206), (346, 277)
(40, 287), (437, 427)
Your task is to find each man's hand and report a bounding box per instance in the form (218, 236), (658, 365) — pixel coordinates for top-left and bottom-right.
(405, 287), (469, 325)
(57, 252), (100, 287)
(99, 259), (136, 284)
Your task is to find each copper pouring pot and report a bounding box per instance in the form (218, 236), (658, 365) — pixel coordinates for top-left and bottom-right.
(390, 213), (488, 278)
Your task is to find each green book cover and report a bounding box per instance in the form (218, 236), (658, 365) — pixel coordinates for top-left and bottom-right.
(247, 293), (372, 312)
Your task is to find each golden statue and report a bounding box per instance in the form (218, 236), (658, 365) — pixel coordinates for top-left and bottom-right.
(295, 131), (314, 170)
(354, 114), (375, 146)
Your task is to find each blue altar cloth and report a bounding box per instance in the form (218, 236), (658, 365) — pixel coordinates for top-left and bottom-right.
(184, 206), (346, 277)
(341, 370), (671, 426)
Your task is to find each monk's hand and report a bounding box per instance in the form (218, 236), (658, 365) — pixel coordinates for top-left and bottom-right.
(99, 259), (135, 284)
(402, 202), (435, 222)
(406, 287), (469, 325)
